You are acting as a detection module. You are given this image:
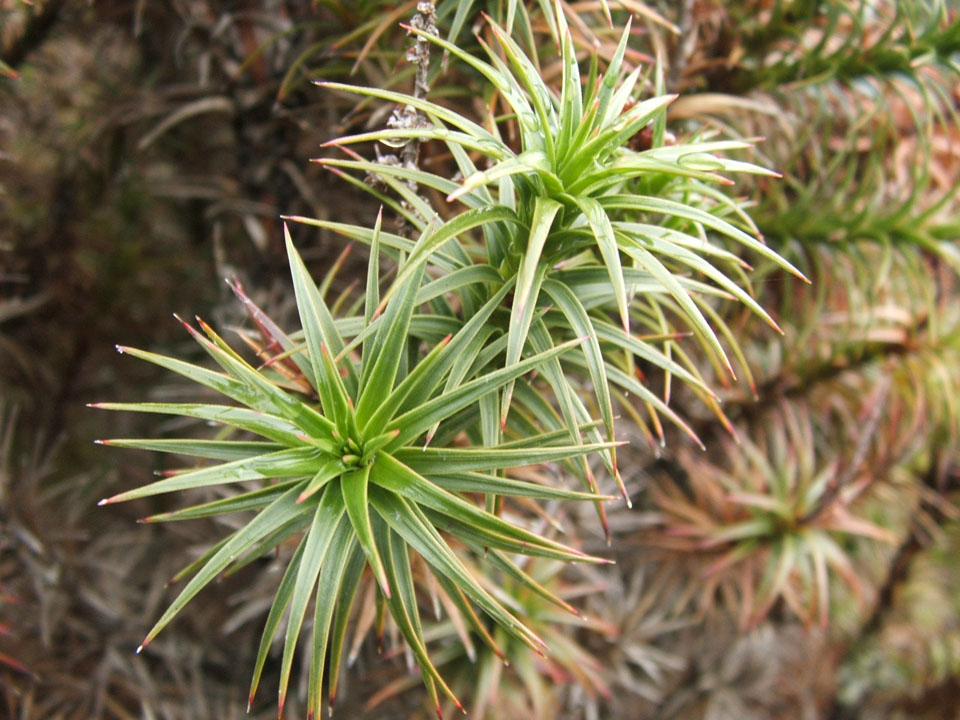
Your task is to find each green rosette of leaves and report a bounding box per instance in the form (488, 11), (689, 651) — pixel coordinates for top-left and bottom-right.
(94, 224), (613, 718)
(306, 2), (806, 508)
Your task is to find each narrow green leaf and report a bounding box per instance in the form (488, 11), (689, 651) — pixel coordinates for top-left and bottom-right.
(285, 225), (360, 400)
(248, 535), (306, 709)
(488, 20), (558, 161)
(584, 359), (703, 449)
(317, 81), (499, 145)
(146, 480), (300, 523)
(371, 515), (452, 715)
(326, 542), (367, 707)
(572, 196), (630, 333)
(363, 207), (382, 347)
(617, 225), (780, 324)
(404, 282), (513, 440)
(318, 342), (354, 434)
(297, 457), (344, 504)
(445, 0), (478, 45)
(593, 18), (631, 132)
(316, 158), (475, 213)
(278, 488), (346, 714)
(224, 510), (314, 580)
(341, 464), (390, 597)
(307, 518), (356, 718)
(515, 198), (561, 328)
(570, 195), (630, 332)
(114, 346), (333, 441)
(555, 13), (583, 159)
(325, 126), (510, 162)
(541, 278), (614, 439)
(360, 430), (400, 465)
(99, 438), (281, 461)
(100, 446), (325, 504)
(394, 440), (616, 474)
(355, 258), (425, 428)
(137, 485), (311, 653)
(415, 265), (503, 306)
(429, 471), (608, 501)
(448, 151), (555, 202)
(91, 402), (304, 446)
(501, 198), (559, 427)
(527, 320), (618, 507)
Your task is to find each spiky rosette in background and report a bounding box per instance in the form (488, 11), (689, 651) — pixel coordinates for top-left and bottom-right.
(643, 403), (895, 629)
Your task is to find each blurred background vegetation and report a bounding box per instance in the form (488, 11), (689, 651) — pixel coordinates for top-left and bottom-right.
(1, 1), (958, 718)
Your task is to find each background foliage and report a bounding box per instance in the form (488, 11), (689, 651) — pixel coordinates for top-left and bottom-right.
(2, 1), (959, 718)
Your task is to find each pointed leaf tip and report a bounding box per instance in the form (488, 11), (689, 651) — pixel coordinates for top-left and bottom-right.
(97, 498), (109, 506)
